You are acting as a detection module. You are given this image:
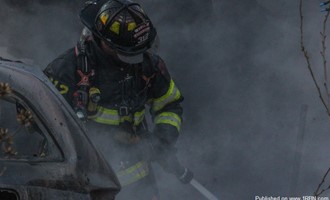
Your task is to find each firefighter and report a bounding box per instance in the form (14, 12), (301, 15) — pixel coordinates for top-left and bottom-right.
(44, 0), (193, 199)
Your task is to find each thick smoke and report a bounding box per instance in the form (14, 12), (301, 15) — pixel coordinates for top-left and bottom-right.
(1, 0), (330, 199)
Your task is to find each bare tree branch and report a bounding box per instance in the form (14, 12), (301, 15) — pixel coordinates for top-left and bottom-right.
(314, 167), (330, 197)
(300, 0), (330, 196)
(321, 11), (330, 104)
(300, 0), (330, 116)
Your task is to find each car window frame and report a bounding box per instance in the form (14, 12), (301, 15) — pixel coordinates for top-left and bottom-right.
(0, 90), (64, 162)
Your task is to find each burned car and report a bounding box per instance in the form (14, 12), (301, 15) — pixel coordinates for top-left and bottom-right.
(0, 58), (120, 200)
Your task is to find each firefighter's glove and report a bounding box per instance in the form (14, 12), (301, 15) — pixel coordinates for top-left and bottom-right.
(154, 143), (194, 184)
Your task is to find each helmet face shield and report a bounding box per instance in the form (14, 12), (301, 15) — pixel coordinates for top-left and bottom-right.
(116, 52), (143, 64)
(80, 0), (157, 63)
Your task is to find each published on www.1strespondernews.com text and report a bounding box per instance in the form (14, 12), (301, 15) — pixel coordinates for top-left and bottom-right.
(255, 196), (329, 200)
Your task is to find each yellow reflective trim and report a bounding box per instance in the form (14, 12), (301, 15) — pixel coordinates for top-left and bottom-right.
(157, 119), (180, 131)
(174, 89), (181, 100)
(92, 115), (132, 125)
(89, 106), (142, 125)
(121, 115), (132, 122)
(100, 107), (118, 115)
(100, 13), (109, 25)
(93, 117), (120, 125)
(133, 109), (145, 126)
(90, 106), (124, 125)
(117, 162), (143, 177)
(152, 79), (181, 112)
(134, 109), (145, 118)
(59, 84), (69, 94)
(117, 161), (149, 186)
(154, 79), (175, 103)
(110, 21), (120, 35)
(156, 112), (181, 122)
(123, 170), (148, 186)
(127, 22), (137, 31)
(155, 112), (181, 131)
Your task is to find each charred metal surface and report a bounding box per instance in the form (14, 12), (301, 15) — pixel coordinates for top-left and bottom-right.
(0, 188), (19, 200)
(0, 58), (120, 199)
(0, 166), (7, 176)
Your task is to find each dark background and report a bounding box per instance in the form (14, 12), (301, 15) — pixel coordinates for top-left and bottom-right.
(1, 0), (330, 199)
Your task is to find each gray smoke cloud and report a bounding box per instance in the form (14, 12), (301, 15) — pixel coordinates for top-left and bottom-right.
(1, 0), (330, 199)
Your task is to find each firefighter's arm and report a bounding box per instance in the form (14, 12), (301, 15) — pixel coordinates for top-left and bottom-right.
(43, 49), (76, 107)
(150, 57), (182, 145)
(150, 57), (193, 184)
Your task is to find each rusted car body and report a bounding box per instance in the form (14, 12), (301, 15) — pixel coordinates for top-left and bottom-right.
(0, 58), (120, 200)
